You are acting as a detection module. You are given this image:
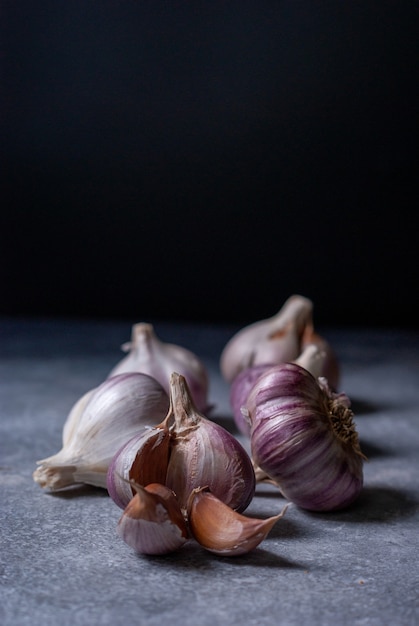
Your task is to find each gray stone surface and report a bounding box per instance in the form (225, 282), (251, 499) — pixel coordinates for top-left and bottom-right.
(1, 318), (419, 626)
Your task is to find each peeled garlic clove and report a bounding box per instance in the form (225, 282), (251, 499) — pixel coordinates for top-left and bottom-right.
(108, 322), (210, 412)
(107, 415), (171, 509)
(220, 295), (313, 383)
(117, 482), (189, 555)
(165, 372), (255, 513)
(247, 363), (365, 512)
(33, 373), (169, 491)
(187, 487), (287, 556)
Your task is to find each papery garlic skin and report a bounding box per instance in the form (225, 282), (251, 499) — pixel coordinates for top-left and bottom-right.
(247, 363), (364, 512)
(165, 373), (255, 513)
(117, 482), (188, 555)
(33, 373), (169, 491)
(220, 295), (313, 383)
(187, 487), (287, 556)
(107, 417), (171, 509)
(108, 323), (210, 412)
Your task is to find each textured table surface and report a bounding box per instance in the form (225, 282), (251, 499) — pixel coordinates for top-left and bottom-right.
(1, 317), (419, 626)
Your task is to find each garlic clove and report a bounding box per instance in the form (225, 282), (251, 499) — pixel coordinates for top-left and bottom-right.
(33, 373), (169, 491)
(165, 372), (255, 513)
(220, 295), (313, 383)
(117, 482), (189, 556)
(187, 487), (288, 556)
(107, 415), (172, 509)
(247, 363), (365, 511)
(108, 322), (210, 412)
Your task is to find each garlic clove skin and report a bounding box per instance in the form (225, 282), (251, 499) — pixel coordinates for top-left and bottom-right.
(187, 487), (288, 556)
(117, 482), (189, 556)
(108, 323), (210, 412)
(107, 415), (171, 509)
(165, 372), (256, 513)
(220, 295), (313, 383)
(33, 373), (170, 492)
(247, 363), (364, 512)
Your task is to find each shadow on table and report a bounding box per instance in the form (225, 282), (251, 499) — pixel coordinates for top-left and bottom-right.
(141, 540), (306, 571)
(306, 485), (418, 524)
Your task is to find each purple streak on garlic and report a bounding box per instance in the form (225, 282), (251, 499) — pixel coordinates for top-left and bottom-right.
(220, 295), (313, 384)
(246, 363), (364, 512)
(165, 372), (256, 513)
(230, 363), (274, 437)
(230, 344), (328, 438)
(107, 415), (171, 509)
(108, 322), (210, 412)
(33, 373), (169, 491)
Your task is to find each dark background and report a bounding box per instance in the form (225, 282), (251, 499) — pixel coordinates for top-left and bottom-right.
(1, 1), (417, 328)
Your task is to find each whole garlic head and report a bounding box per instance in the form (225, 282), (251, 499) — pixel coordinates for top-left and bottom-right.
(109, 323), (210, 412)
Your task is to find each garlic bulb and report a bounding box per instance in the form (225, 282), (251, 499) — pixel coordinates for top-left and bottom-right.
(220, 294), (339, 389)
(117, 482), (189, 555)
(246, 363), (365, 511)
(107, 415), (171, 509)
(165, 372), (256, 513)
(230, 344), (328, 437)
(187, 487), (288, 556)
(108, 322), (210, 412)
(220, 295), (312, 383)
(33, 373), (169, 491)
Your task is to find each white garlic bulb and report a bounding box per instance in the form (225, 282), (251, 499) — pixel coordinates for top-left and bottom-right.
(33, 373), (169, 491)
(220, 295), (339, 389)
(109, 323), (210, 412)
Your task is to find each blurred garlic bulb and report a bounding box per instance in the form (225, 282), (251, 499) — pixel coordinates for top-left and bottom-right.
(33, 373), (169, 491)
(220, 295), (312, 383)
(109, 323), (210, 412)
(220, 295), (339, 389)
(187, 487), (288, 556)
(246, 363), (365, 511)
(165, 372), (255, 513)
(117, 482), (189, 556)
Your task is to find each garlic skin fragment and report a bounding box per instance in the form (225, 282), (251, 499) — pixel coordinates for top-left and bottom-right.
(220, 295), (313, 384)
(165, 372), (256, 513)
(247, 363), (364, 512)
(187, 487), (287, 556)
(107, 416), (171, 509)
(108, 322), (210, 412)
(117, 482), (189, 556)
(33, 373), (170, 491)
